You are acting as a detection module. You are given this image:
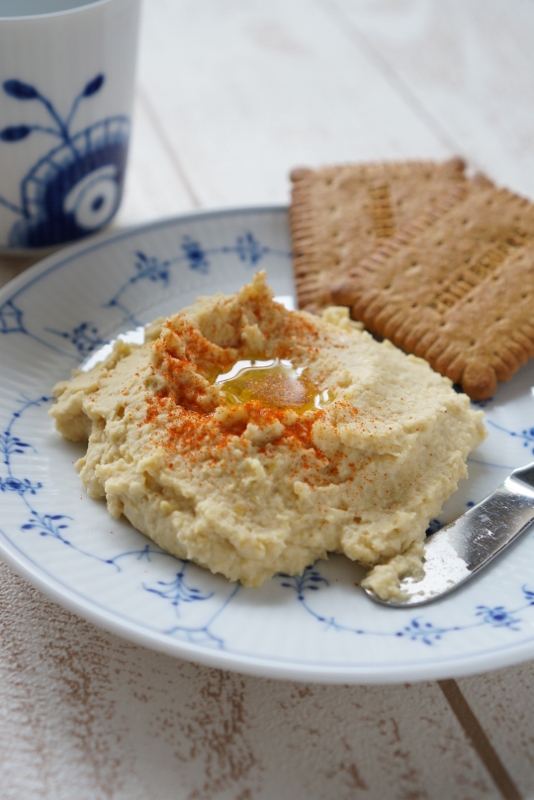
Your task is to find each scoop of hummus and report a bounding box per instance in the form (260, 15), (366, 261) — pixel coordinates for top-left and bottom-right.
(50, 272), (486, 599)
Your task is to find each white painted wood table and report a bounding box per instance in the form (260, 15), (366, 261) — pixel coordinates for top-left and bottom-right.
(2, 1), (534, 797)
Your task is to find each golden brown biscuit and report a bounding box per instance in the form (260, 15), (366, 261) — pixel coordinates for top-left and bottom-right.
(331, 176), (534, 400)
(290, 157), (466, 314)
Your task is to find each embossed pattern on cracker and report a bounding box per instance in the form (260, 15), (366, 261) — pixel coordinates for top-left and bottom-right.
(332, 178), (534, 400)
(290, 158), (466, 315)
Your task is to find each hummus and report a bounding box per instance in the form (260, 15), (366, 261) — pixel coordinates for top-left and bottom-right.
(50, 272), (486, 599)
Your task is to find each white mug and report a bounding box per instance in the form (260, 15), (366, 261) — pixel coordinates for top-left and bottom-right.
(0, 0), (141, 253)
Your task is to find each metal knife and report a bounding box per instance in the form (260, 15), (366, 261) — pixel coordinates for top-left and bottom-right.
(364, 461), (534, 607)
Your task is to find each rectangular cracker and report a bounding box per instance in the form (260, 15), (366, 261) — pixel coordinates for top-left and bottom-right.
(290, 157), (466, 314)
(331, 175), (534, 400)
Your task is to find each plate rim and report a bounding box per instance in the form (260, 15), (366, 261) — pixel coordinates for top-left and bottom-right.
(3, 528), (534, 684)
(0, 204), (289, 306)
(2, 204), (534, 684)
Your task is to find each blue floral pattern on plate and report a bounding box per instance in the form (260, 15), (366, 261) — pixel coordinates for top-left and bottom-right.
(0, 229), (289, 354)
(4, 396), (534, 655)
(1, 207), (534, 682)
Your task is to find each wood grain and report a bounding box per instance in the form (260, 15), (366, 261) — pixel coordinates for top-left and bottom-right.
(0, 562), (503, 800)
(136, 0), (449, 208)
(115, 89), (198, 226)
(439, 680), (521, 800)
(459, 666), (534, 800)
(329, 0), (534, 200)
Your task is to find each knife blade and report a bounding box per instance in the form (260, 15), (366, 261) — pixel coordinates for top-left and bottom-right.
(364, 461), (534, 607)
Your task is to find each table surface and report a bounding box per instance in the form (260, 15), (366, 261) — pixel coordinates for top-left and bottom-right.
(2, 2), (534, 798)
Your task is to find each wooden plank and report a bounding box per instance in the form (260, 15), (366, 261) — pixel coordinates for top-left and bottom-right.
(328, 0), (534, 199)
(458, 665), (534, 799)
(0, 561), (503, 800)
(439, 679), (522, 800)
(116, 88), (198, 227)
(0, 255), (37, 289)
(136, 0), (450, 208)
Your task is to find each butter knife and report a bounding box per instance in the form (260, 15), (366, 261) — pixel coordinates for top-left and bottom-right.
(364, 461), (534, 607)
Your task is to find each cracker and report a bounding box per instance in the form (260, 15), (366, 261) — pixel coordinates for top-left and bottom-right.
(331, 176), (534, 400)
(290, 157), (466, 314)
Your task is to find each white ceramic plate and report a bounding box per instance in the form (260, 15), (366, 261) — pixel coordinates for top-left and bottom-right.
(2, 206), (534, 684)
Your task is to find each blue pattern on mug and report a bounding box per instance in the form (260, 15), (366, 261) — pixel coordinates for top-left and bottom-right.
(0, 75), (129, 247)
